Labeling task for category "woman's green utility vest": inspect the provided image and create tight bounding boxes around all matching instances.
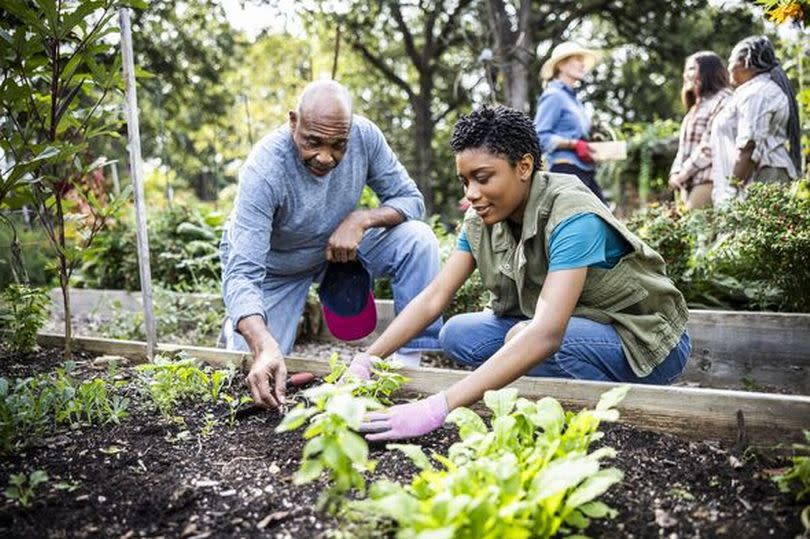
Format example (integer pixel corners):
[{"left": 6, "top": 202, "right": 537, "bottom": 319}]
[{"left": 462, "top": 172, "right": 689, "bottom": 377}]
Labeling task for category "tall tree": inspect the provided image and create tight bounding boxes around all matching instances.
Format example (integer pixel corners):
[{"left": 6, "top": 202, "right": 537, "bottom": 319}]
[
  {"left": 130, "top": 0, "right": 240, "bottom": 200},
  {"left": 302, "top": 0, "right": 480, "bottom": 215}
]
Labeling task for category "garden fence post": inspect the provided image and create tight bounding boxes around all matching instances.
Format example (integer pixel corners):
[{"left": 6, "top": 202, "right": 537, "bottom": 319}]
[{"left": 119, "top": 8, "right": 157, "bottom": 360}]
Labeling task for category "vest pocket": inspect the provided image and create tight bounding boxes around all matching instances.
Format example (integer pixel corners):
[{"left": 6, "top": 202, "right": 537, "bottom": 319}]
[{"left": 579, "top": 260, "right": 649, "bottom": 313}]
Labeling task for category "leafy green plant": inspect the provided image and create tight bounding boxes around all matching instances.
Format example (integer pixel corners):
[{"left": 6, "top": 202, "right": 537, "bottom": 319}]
[
  {"left": 276, "top": 382, "right": 382, "bottom": 514},
  {"left": 627, "top": 181, "right": 810, "bottom": 312},
  {"left": 79, "top": 204, "right": 226, "bottom": 293},
  {"left": 4, "top": 470, "right": 49, "bottom": 508},
  {"left": 1, "top": 0, "right": 137, "bottom": 358},
  {"left": 774, "top": 430, "right": 810, "bottom": 534},
  {"left": 134, "top": 352, "right": 237, "bottom": 420},
  {"left": 353, "top": 386, "right": 629, "bottom": 538},
  {"left": 323, "top": 353, "right": 409, "bottom": 406},
  {"left": 0, "top": 363, "right": 127, "bottom": 454},
  {"left": 0, "top": 284, "right": 50, "bottom": 353}
]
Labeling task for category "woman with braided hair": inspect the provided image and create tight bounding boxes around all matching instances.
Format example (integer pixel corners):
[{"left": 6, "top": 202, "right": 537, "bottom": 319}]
[
  {"left": 711, "top": 35, "right": 801, "bottom": 204},
  {"left": 348, "top": 106, "right": 691, "bottom": 442}
]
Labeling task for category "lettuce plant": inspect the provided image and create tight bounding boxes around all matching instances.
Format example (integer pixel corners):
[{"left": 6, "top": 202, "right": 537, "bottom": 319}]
[
  {"left": 353, "top": 386, "right": 630, "bottom": 538},
  {"left": 276, "top": 382, "right": 381, "bottom": 514}
]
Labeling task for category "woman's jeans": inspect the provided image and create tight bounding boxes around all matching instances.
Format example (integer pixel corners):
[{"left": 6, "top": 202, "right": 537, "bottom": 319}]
[{"left": 439, "top": 311, "right": 691, "bottom": 384}]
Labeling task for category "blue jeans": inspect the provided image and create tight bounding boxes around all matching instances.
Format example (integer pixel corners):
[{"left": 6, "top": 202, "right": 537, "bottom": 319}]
[
  {"left": 225, "top": 220, "right": 443, "bottom": 355},
  {"left": 439, "top": 311, "right": 690, "bottom": 384}
]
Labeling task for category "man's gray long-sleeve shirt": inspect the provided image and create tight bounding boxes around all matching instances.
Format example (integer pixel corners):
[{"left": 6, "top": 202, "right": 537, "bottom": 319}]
[{"left": 220, "top": 115, "right": 425, "bottom": 327}]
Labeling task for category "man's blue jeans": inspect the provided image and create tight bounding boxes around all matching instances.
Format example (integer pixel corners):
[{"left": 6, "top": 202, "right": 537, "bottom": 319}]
[
  {"left": 225, "top": 220, "right": 443, "bottom": 355},
  {"left": 439, "top": 311, "right": 691, "bottom": 384}
]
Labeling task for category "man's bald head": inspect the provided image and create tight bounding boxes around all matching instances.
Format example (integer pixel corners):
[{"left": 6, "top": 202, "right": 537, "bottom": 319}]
[
  {"left": 289, "top": 80, "right": 354, "bottom": 177},
  {"left": 296, "top": 80, "right": 353, "bottom": 122}
]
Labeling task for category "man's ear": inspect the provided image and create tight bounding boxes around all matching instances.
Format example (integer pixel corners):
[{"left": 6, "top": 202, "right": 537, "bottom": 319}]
[{"left": 288, "top": 110, "right": 297, "bottom": 131}]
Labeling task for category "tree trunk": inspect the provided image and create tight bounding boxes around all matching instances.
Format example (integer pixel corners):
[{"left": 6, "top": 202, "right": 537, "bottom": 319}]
[
  {"left": 412, "top": 95, "right": 436, "bottom": 216},
  {"left": 487, "top": 0, "right": 534, "bottom": 112},
  {"left": 55, "top": 193, "right": 72, "bottom": 360}
]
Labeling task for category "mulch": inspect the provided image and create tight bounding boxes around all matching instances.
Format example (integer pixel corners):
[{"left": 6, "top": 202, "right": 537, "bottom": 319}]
[{"left": 0, "top": 345, "right": 806, "bottom": 538}]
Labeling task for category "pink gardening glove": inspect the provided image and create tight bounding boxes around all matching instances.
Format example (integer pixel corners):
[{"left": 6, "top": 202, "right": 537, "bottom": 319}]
[
  {"left": 359, "top": 392, "right": 448, "bottom": 442},
  {"left": 573, "top": 139, "right": 594, "bottom": 163},
  {"left": 341, "top": 352, "right": 377, "bottom": 382}
]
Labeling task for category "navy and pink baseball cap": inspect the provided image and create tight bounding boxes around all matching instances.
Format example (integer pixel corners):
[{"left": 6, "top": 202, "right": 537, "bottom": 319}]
[{"left": 318, "top": 260, "right": 377, "bottom": 341}]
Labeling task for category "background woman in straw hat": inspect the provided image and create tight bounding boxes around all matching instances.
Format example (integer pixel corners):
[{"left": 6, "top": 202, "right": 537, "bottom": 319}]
[{"left": 533, "top": 42, "right": 606, "bottom": 203}]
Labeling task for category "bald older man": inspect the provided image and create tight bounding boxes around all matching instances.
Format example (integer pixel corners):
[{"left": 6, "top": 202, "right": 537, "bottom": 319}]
[{"left": 219, "top": 80, "right": 442, "bottom": 408}]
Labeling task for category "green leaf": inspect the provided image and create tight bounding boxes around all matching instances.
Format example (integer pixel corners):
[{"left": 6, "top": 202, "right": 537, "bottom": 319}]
[
  {"left": 563, "top": 508, "right": 590, "bottom": 529},
  {"left": 531, "top": 397, "right": 565, "bottom": 434},
  {"left": 389, "top": 444, "right": 433, "bottom": 470},
  {"left": 578, "top": 500, "right": 617, "bottom": 519},
  {"left": 564, "top": 468, "right": 624, "bottom": 510},
  {"left": 275, "top": 404, "right": 313, "bottom": 432},
  {"left": 483, "top": 388, "right": 518, "bottom": 417},
  {"left": 532, "top": 455, "right": 599, "bottom": 500},
  {"left": 446, "top": 407, "right": 487, "bottom": 439},
  {"left": 338, "top": 430, "right": 368, "bottom": 463},
  {"left": 294, "top": 458, "right": 324, "bottom": 484},
  {"left": 596, "top": 385, "right": 630, "bottom": 411}
]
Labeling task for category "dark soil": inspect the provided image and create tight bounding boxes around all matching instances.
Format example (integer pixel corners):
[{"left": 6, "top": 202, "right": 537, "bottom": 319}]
[{"left": 0, "top": 346, "right": 805, "bottom": 538}]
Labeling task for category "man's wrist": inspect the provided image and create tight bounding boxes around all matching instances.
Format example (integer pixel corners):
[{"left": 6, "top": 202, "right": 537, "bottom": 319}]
[{"left": 351, "top": 209, "right": 372, "bottom": 231}]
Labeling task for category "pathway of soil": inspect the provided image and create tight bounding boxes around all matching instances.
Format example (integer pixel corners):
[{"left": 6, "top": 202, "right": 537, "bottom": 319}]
[{"left": 0, "top": 346, "right": 805, "bottom": 538}]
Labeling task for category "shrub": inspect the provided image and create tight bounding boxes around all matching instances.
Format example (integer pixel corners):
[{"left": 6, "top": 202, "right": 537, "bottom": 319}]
[
  {"left": 79, "top": 204, "right": 225, "bottom": 293},
  {"left": 627, "top": 180, "right": 810, "bottom": 312},
  {"left": 0, "top": 285, "right": 50, "bottom": 353}
]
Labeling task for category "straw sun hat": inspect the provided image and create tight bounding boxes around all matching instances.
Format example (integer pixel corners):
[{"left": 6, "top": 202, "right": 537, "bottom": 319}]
[{"left": 540, "top": 41, "right": 601, "bottom": 81}]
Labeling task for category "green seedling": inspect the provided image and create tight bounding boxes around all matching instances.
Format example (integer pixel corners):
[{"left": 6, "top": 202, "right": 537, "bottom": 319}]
[
  {"left": 0, "top": 364, "right": 128, "bottom": 454},
  {"left": 773, "top": 430, "right": 810, "bottom": 534},
  {"left": 135, "top": 353, "right": 237, "bottom": 419},
  {"left": 277, "top": 382, "right": 382, "bottom": 515},
  {"left": 4, "top": 470, "right": 48, "bottom": 508},
  {"left": 352, "top": 385, "right": 630, "bottom": 538}
]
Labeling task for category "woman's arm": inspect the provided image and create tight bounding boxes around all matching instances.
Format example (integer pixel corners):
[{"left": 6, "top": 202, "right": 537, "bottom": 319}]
[
  {"left": 732, "top": 140, "right": 756, "bottom": 183},
  {"left": 444, "top": 266, "right": 587, "bottom": 410},
  {"left": 366, "top": 250, "right": 476, "bottom": 358}
]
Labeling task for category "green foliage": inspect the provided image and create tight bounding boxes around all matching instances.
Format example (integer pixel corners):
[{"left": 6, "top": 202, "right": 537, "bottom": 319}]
[
  {"left": 0, "top": 362, "right": 128, "bottom": 454},
  {"left": 134, "top": 353, "right": 238, "bottom": 420},
  {"left": 79, "top": 204, "right": 225, "bottom": 292},
  {"left": 4, "top": 470, "right": 49, "bottom": 508},
  {"left": 276, "top": 382, "right": 382, "bottom": 514},
  {"left": 0, "top": 222, "right": 55, "bottom": 289},
  {"left": 352, "top": 386, "right": 629, "bottom": 538},
  {"left": 0, "top": 0, "right": 136, "bottom": 357},
  {"left": 774, "top": 430, "right": 810, "bottom": 534},
  {"left": 97, "top": 288, "right": 223, "bottom": 347},
  {"left": 628, "top": 181, "right": 810, "bottom": 311},
  {"left": 0, "top": 284, "right": 50, "bottom": 353}
]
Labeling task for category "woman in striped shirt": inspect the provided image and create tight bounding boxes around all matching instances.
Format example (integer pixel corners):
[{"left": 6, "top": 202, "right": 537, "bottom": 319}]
[{"left": 669, "top": 51, "right": 732, "bottom": 210}]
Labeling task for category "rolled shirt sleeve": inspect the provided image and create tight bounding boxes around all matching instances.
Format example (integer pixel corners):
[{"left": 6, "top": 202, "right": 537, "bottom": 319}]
[
  {"left": 221, "top": 161, "right": 279, "bottom": 329},
  {"left": 363, "top": 121, "right": 425, "bottom": 221}
]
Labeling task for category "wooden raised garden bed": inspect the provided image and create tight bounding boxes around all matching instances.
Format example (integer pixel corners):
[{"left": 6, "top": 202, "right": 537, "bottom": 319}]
[{"left": 1, "top": 334, "right": 808, "bottom": 537}]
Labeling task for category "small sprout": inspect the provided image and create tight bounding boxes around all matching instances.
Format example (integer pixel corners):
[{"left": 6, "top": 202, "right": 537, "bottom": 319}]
[{"left": 4, "top": 470, "right": 49, "bottom": 508}]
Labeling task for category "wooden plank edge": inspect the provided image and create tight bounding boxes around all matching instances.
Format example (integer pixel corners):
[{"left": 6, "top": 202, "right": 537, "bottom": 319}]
[{"left": 35, "top": 333, "right": 810, "bottom": 448}]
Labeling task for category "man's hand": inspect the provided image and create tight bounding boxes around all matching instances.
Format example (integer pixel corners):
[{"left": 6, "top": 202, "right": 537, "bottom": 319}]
[
  {"left": 326, "top": 211, "right": 368, "bottom": 263},
  {"left": 359, "top": 392, "right": 448, "bottom": 442},
  {"left": 246, "top": 343, "right": 287, "bottom": 409}
]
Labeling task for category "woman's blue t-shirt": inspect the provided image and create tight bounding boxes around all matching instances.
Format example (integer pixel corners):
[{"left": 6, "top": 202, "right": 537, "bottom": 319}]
[{"left": 456, "top": 212, "right": 631, "bottom": 271}]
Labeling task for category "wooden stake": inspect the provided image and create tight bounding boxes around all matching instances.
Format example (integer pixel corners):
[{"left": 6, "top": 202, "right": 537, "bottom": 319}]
[{"left": 119, "top": 8, "right": 156, "bottom": 360}]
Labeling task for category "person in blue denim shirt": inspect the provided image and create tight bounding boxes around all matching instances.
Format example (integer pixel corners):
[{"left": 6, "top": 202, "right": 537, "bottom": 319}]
[
  {"left": 534, "top": 42, "right": 606, "bottom": 202},
  {"left": 220, "top": 80, "right": 442, "bottom": 409}
]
